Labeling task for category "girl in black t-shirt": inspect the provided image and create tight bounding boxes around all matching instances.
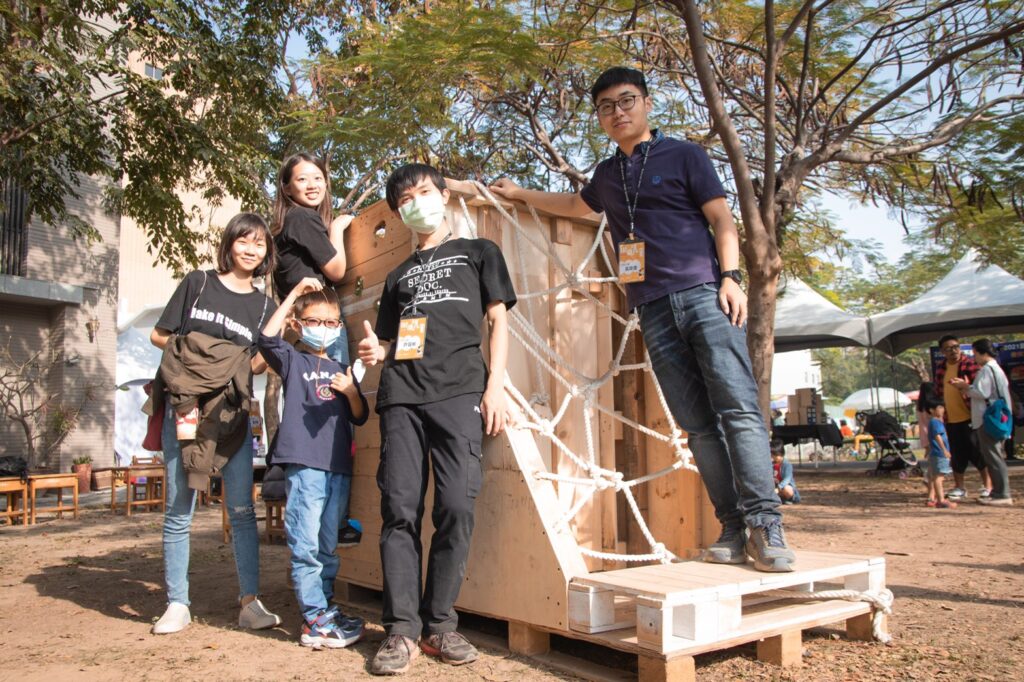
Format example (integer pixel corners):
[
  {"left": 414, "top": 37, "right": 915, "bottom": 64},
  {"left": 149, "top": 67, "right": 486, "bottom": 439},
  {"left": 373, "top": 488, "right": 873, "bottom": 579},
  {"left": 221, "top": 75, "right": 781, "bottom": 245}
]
[
  {"left": 149, "top": 213, "right": 282, "bottom": 636},
  {"left": 271, "top": 153, "right": 353, "bottom": 364}
]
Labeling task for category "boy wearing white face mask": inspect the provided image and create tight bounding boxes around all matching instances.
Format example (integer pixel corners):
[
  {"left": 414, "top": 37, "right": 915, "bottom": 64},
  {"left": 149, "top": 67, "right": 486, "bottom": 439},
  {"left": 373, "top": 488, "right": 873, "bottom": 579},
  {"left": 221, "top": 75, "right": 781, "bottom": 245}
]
[
  {"left": 258, "top": 278, "right": 369, "bottom": 649},
  {"left": 359, "top": 164, "right": 517, "bottom": 675}
]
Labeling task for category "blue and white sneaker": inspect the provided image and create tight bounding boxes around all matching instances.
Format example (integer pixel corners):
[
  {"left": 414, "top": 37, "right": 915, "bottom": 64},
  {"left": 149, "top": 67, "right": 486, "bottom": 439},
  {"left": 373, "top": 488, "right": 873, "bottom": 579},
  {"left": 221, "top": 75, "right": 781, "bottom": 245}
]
[
  {"left": 332, "top": 607, "right": 365, "bottom": 632},
  {"left": 300, "top": 606, "right": 364, "bottom": 649}
]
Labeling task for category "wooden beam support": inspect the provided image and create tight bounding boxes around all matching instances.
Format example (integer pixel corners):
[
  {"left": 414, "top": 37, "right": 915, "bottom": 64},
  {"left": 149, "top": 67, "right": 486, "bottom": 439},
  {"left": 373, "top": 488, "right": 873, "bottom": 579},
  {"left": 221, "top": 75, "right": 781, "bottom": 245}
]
[
  {"left": 638, "top": 653, "right": 696, "bottom": 682},
  {"left": 756, "top": 629, "right": 802, "bottom": 667},
  {"left": 508, "top": 621, "right": 551, "bottom": 655},
  {"left": 846, "top": 612, "right": 880, "bottom": 642}
]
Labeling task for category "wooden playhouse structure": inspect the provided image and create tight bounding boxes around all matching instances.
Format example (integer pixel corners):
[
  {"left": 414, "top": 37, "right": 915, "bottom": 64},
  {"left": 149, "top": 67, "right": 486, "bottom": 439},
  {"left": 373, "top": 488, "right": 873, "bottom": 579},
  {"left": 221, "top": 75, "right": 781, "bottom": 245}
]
[{"left": 334, "top": 181, "right": 889, "bottom": 680}]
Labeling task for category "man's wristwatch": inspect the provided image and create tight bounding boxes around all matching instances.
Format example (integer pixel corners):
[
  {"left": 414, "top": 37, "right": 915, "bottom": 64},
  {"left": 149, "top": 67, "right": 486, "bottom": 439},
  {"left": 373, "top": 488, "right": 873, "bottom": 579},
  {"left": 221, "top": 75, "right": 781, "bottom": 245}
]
[{"left": 721, "top": 269, "right": 743, "bottom": 284}]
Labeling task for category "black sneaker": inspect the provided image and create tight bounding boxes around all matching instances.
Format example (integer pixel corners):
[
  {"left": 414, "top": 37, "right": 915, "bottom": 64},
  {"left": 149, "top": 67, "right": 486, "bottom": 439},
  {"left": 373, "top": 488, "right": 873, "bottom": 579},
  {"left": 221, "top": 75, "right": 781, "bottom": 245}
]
[
  {"left": 370, "top": 634, "right": 419, "bottom": 675},
  {"left": 339, "top": 519, "right": 363, "bottom": 548},
  {"left": 703, "top": 524, "right": 746, "bottom": 564},
  {"left": 745, "top": 520, "right": 796, "bottom": 572},
  {"left": 419, "top": 631, "right": 479, "bottom": 665}
]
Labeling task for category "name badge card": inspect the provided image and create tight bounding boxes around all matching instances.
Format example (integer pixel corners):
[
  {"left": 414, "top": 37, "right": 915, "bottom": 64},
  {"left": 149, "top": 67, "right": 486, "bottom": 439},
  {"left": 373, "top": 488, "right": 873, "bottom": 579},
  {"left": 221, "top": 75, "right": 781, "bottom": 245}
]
[
  {"left": 395, "top": 315, "right": 428, "bottom": 360},
  {"left": 619, "top": 239, "right": 646, "bottom": 283}
]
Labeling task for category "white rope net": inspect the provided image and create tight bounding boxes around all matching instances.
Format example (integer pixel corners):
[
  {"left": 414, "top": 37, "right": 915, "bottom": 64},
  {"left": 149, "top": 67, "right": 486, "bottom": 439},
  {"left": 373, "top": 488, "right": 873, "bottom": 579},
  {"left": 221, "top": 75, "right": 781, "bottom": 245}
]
[
  {"left": 455, "top": 182, "right": 700, "bottom": 565},
  {"left": 445, "top": 183, "right": 894, "bottom": 642}
]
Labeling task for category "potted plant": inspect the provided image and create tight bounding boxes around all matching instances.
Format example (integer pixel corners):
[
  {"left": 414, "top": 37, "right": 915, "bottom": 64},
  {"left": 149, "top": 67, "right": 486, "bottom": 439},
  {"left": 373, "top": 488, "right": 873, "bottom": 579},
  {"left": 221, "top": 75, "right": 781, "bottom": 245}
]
[{"left": 71, "top": 455, "right": 92, "bottom": 493}]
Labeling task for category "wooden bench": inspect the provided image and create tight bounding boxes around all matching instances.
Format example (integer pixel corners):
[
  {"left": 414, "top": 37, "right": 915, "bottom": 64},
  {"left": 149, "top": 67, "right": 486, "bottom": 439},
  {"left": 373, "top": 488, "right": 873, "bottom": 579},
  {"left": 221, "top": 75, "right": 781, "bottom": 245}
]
[
  {"left": 28, "top": 473, "right": 79, "bottom": 524},
  {"left": 0, "top": 477, "right": 28, "bottom": 526}
]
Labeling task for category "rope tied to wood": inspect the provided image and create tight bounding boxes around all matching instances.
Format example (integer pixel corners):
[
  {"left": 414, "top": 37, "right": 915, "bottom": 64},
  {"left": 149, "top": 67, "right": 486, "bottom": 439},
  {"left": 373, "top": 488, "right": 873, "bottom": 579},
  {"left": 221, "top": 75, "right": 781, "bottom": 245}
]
[
  {"left": 761, "top": 588, "right": 895, "bottom": 644},
  {"left": 457, "top": 182, "right": 698, "bottom": 565}
]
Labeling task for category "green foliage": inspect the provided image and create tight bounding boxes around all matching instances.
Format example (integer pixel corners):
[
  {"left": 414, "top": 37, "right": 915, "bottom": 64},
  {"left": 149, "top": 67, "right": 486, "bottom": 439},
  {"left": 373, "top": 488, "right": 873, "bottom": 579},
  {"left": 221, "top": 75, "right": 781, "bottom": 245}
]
[
  {"left": 814, "top": 346, "right": 924, "bottom": 400},
  {"left": 2, "top": 0, "right": 284, "bottom": 273}
]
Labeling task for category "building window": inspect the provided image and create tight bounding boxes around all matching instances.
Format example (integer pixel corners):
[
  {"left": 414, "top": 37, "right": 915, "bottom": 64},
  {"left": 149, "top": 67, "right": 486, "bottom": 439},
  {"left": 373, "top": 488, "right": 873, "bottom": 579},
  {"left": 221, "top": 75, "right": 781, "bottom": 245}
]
[
  {"left": 1, "top": 177, "right": 28, "bottom": 277},
  {"left": 144, "top": 63, "right": 163, "bottom": 80}
]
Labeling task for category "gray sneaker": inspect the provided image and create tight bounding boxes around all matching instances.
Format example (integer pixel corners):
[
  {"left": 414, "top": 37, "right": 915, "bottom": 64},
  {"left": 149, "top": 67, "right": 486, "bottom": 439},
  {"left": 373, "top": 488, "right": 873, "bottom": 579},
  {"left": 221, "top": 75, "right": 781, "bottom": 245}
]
[
  {"left": 370, "top": 634, "right": 419, "bottom": 675},
  {"left": 420, "top": 631, "right": 479, "bottom": 665},
  {"left": 745, "top": 520, "right": 796, "bottom": 572},
  {"left": 703, "top": 525, "right": 747, "bottom": 564}
]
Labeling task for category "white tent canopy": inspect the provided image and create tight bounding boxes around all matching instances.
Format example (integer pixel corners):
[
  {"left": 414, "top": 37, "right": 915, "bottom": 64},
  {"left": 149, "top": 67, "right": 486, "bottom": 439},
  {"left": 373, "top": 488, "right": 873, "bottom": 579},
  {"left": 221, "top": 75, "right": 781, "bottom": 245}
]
[
  {"left": 114, "top": 304, "right": 271, "bottom": 464},
  {"left": 869, "top": 250, "right": 1024, "bottom": 354},
  {"left": 840, "top": 387, "right": 912, "bottom": 412},
  {"left": 773, "top": 276, "right": 871, "bottom": 352}
]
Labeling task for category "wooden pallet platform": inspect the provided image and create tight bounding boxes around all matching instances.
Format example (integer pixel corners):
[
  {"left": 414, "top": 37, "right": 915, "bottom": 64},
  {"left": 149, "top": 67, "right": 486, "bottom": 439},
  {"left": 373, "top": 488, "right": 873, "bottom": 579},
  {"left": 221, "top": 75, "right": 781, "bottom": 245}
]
[{"left": 568, "top": 549, "right": 886, "bottom": 658}]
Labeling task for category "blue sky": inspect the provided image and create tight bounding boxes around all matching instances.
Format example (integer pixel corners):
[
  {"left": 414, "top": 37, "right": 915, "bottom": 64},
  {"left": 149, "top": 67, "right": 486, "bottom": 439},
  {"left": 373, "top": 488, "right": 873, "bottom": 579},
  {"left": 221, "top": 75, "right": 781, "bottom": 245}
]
[{"left": 818, "top": 191, "right": 917, "bottom": 264}]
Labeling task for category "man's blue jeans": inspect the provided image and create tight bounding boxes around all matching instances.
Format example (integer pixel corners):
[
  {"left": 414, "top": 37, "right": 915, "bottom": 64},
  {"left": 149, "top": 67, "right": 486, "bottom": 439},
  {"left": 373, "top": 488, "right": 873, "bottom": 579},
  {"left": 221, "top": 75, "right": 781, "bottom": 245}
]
[
  {"left": 162, "top": 405, "right": 260, "bottom": 605},
  {"left": 284, "top": 465, "right": 351, "bottom": 621},
  {"left": 639, "top": 284, "right": 781, "bottom": 530}
]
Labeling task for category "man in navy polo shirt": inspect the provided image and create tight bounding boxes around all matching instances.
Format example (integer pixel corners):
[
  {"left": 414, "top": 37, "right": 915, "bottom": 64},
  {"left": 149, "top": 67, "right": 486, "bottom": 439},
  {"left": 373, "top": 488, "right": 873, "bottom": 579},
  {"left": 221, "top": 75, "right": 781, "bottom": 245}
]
[{"left": 491, "top": 66, "right": 795, "bottom": 572}]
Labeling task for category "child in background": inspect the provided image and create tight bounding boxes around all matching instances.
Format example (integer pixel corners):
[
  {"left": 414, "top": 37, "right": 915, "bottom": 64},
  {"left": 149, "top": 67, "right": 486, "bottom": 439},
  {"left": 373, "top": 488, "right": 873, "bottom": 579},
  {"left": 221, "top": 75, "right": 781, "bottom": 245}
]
[
  {"left": 926, "top": 400, "right": 956, "bottom": 509},
  {"left": 770, "top": 439, "right": 800, "bottom": 504},
  {"left": 258, "top": 278, "right": 369, "bottom": 648}
]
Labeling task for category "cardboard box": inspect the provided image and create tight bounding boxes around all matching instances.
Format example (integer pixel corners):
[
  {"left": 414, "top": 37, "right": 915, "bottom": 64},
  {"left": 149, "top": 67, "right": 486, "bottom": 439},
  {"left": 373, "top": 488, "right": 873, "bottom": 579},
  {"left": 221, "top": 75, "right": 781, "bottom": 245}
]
[{"left": 785, "top": 388, "right": 824, "bottom": 425}]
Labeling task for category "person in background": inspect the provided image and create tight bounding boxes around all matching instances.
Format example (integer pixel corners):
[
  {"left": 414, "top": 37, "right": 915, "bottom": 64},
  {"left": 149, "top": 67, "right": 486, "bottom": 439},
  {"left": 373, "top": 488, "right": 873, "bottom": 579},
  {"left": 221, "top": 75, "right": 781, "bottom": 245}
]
[
  {"left": 770, "top": 439, "right": 800, "bottom": 504},
  {"left": 934, "top": 334, "right": 992, "bottom": 500},
  {"left": 951, "top": 338, "right": 1014, "bottom": 506},
  {"left": 839, "top": 419, "right": 854, "bottom": 439},
  {"left": 915, "top": 382, "right": 940, "bottom": 451},
  {"left": 924, "top": 399, "right": 956, "bottom": 509}
]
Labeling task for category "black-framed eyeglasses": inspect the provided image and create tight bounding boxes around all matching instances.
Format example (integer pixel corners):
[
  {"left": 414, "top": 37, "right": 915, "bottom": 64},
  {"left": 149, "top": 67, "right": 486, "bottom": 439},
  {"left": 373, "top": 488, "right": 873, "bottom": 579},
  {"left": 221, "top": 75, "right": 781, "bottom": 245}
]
[
  {"left": 596, "top": 94, "right": 640, "bottom": 117},
  {"left": 941, "top": 345, "right": 960, "bottom": 353},
  {"left": 299, "top": 317, "right": 343, "bottom": 329}
]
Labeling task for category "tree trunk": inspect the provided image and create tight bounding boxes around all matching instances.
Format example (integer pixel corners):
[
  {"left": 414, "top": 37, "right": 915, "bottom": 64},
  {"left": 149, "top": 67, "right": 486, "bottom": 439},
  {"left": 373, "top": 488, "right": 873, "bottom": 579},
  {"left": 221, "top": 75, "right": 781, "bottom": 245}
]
[
  {"left": 745, "top": 268, "right": 780, "bottom": 416},
  {"left": 676, "top": 0, "right": 782, "bottom": 418}
]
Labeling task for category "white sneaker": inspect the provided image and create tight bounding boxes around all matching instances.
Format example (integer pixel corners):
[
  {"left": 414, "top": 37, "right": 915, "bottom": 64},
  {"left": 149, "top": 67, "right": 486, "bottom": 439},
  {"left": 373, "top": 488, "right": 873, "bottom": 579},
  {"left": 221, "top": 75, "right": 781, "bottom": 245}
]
[
  {"left": 978, "top": 487, "right": 991, "bottom": 498},
  {"left": 238, "top": 598, "right": 282, "bottom": 629},
  {"left": 152, "top": 602, "right": 191, "bottom": 635},
  {"left": 947, "top": 487, "right": 966, "bottom": 499}
]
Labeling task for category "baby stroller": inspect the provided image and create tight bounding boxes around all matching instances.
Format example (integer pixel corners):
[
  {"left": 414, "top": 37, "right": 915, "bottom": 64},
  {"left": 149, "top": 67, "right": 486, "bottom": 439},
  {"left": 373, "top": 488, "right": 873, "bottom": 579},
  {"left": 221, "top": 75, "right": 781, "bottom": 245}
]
[{"left": 857, "top": 410, "right": 922, "bottom": 478}]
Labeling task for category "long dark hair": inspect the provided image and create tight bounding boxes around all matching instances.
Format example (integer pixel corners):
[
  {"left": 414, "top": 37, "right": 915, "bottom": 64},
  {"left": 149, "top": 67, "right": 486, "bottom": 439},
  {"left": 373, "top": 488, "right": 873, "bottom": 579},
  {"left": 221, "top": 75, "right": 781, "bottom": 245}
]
[
  {"left": 272, "top": 153, "right": 333, "bottom": 236},
  {"left": 972, "top": 338, "right": 997, "bottom": 359},
  {"left": 216, "top": 213, "right": 275, "bottom": 278},
  {"left": 916, "top": 381, "right": 940, "bottom": 413}
]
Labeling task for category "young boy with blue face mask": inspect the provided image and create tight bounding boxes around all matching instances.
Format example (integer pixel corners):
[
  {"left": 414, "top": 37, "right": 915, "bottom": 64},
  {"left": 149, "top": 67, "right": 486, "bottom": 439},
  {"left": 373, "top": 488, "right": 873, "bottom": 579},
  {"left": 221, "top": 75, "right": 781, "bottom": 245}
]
[
  {"left": 359, "top": 163, "right": 517, "bottom": 675},
  {"left": 257, "top": 277, "right": 369, "bottom": 649}
]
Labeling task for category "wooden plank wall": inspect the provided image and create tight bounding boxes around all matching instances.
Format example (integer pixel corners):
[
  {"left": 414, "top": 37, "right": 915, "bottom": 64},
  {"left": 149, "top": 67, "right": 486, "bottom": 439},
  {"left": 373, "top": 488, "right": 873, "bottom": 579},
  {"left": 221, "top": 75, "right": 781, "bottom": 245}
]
[{"left": 335, "top": 185, "right": 711, "bottom": 632}]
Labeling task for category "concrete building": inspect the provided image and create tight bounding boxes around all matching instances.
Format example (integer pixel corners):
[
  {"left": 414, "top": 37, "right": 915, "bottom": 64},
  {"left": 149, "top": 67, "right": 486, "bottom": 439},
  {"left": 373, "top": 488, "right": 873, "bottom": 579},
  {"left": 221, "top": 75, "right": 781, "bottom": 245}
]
[{"left": 0, "top": 173, "right": 120, "bottom": 470}]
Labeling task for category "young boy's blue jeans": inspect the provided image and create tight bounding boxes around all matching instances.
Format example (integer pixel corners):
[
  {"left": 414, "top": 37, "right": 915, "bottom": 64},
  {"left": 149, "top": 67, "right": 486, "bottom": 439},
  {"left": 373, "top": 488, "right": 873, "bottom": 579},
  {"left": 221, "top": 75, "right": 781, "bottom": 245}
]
[
  {"left": 284, "top": 464, "right": 352, "bottom": 622},
  {"left": 161, "top": 405, "right": 260, "bottom": 605},
  {"left": 638, "top": 284, "right": 782, "bottom": 531}
]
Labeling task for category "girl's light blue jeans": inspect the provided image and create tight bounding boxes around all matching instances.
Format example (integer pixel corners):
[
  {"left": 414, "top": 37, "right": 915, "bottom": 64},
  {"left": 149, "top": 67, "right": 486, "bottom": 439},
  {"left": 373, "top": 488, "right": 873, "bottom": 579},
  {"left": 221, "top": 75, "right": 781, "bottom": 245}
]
[{"left": 161, "top": 404, "right": 260, "bottom": 605}]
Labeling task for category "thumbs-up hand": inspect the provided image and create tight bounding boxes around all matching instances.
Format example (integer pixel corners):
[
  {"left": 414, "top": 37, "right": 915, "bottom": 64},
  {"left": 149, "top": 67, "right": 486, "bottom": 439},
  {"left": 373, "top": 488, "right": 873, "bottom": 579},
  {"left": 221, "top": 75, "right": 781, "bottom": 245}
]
[
  {"left": 358, "top": 320, "right": 384, "bottom": 366},
  {"left": 330, "top": 366, "right": 356, "bottom": 395}
]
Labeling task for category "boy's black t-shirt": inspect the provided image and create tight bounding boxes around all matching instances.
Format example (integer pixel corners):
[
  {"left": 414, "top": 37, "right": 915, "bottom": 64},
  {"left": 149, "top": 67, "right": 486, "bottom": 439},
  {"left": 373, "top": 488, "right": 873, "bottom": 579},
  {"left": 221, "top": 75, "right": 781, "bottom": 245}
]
[
  {"left": 273, "top": 206, "right": 338, "bottom": 300},
  {"left": 155, "top": 270, "right": 277, "bottom": 353},
  {"left": 374, "top": 237, "right": 517, "bottom": 411}
]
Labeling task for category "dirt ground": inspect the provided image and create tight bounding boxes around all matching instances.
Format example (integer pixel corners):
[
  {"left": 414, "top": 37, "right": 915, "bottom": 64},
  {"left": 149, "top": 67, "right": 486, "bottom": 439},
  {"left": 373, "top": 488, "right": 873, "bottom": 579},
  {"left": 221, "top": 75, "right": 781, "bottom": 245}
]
[{"left": 2, "top": 464, "right": 1023, "bottom": 681}]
